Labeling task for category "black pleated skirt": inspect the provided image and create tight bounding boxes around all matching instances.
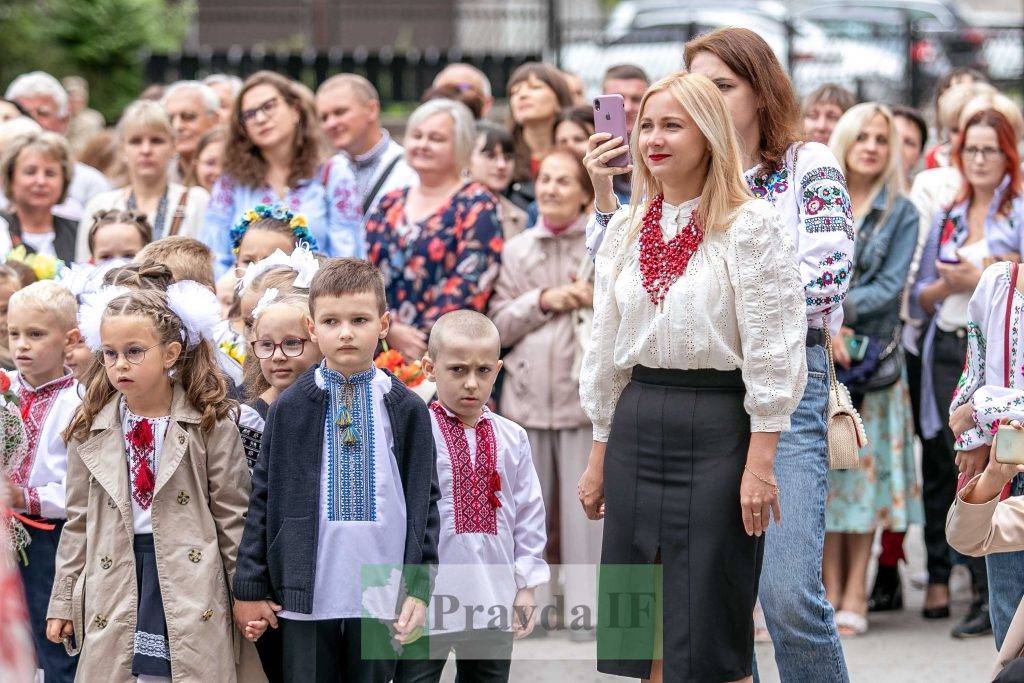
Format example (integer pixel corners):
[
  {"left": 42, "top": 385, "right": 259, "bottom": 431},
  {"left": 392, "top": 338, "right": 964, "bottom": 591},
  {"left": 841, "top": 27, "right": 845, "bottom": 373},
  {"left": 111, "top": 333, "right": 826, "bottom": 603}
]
[
  {"left": 597, "top": 367, "right": 764, "bottom": 682},
  {"left": 133, "top": 533, "right": 172, "bottom": 678}
]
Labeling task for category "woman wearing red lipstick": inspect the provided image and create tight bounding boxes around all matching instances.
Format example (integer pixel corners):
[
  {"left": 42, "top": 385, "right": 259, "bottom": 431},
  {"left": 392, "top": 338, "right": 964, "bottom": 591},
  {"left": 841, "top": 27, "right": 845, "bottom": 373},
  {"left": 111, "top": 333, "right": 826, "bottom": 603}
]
[
  {"left": 579, "top": 71, "right": 807, "bottom": 682},
  {"left": 821, "top": 103, "right": 922, "bottom": 636}
]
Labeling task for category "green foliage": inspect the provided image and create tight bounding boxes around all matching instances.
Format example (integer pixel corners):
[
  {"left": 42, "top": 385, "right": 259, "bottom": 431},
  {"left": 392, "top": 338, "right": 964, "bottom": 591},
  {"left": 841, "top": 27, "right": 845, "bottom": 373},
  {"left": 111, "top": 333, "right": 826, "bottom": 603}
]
[{"left": 0, "top": 0, "right": 193, "bottom": 122}]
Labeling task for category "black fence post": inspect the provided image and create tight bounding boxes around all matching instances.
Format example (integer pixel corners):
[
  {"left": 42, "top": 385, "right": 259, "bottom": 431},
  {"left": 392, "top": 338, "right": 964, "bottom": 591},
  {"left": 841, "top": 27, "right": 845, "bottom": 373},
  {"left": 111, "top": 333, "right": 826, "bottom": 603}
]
[
  {"left": 547, "top": 0, "right": 562, "bottom": 68},
  {"left": 905, "top": 14, "right": 921, "bottom": 107}
]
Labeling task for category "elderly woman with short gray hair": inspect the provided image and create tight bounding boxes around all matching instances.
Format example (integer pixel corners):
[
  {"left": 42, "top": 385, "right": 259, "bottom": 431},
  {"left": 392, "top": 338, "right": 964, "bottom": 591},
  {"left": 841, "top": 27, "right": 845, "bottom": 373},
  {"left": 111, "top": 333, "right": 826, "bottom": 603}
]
[
  {"left": 0, "top": 131, "right": 77, "bottom": 262},
  {"left": 365, "top": 98, "right": 504, "bottom": 359}
]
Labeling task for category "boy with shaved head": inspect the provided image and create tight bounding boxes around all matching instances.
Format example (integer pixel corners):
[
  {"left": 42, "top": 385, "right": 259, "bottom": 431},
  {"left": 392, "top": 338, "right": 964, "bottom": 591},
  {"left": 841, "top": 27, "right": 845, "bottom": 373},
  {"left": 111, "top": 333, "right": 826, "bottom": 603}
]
[{"left": 396, "top": 310, "right": 548, "bottom": 682}]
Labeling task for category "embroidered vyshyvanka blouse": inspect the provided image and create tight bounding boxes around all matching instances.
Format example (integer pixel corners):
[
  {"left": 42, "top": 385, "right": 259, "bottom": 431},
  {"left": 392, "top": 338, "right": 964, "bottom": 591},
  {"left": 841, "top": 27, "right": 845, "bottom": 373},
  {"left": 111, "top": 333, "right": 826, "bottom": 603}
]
[{"left": 580, "top": 198, "right": 808, "bottom": 442}]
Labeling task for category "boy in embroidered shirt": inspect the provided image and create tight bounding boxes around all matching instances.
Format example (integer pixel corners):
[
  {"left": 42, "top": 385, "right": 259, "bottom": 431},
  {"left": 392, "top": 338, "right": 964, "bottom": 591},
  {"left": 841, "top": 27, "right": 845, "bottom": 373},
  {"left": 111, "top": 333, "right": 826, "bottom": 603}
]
[
  {"left": 1, "top": 280, "right": 82, "bottom": 683},
  {"left": 395, "top": 310, "right": 548, "bottom": 683},
  {"left": 233, "top": 258, "right": 440, "bottom": 682}
]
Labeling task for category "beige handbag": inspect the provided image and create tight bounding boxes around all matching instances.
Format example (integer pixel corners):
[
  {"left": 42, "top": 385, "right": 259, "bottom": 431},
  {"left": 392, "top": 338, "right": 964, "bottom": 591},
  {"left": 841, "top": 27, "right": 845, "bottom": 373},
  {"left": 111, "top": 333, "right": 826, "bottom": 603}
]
[{"left": 823, "top": 323, "right": 868, "bottom": 469}]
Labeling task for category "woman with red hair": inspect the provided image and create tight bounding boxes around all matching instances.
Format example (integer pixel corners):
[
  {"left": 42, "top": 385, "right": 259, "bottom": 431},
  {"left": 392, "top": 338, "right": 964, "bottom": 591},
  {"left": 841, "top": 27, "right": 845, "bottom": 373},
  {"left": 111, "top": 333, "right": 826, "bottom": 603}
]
[{"left": 912, "top": 107, "right": 1024, "bottom": 638}]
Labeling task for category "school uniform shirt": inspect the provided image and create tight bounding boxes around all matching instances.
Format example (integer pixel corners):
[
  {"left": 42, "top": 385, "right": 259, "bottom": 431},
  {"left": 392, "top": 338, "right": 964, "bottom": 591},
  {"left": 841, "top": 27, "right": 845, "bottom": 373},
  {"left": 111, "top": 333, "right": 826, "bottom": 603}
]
[
  {"left": 8, "top": 372, "right": 80, "bottom": 519},
  {"left": 427, "top": 402, "right": 548, "bottom": 634},
  {"left": 277, "top": 364, "right": 408, "bottom": 622},
  {"left": 580, "top": 198, "right": 808, "bottom": 442},
  {"left": 120, "top": 401, "right": 171, "bottom": 535},
  {"left": 951, "top": 262, "right": 1024, "bottom": 451}
]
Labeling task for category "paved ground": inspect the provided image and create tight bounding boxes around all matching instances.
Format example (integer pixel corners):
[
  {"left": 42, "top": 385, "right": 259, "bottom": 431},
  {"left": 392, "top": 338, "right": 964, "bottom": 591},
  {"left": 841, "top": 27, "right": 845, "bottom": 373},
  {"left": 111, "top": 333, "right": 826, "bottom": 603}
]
[{"left": 433, "top": 527, "right": 997, "bottom": 682}]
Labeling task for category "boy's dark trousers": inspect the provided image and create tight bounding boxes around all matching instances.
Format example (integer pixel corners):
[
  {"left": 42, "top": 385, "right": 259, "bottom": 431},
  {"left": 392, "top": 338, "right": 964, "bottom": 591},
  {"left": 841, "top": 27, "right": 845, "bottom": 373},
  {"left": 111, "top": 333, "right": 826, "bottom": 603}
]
[
  {"left": 19, "top": 519, "right": 78, "bottom": 683},
  {"left": 394, "top": 629, "right": 514, "bottom": 683},
  {"left": 280, "top": 617, "right": 397, "bottom": 683}
]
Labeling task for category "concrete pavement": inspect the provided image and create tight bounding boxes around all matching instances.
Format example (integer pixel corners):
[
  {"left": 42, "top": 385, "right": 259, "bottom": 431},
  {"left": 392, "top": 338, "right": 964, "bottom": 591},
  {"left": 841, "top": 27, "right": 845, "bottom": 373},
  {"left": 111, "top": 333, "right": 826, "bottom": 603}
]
[{"left": 432, "top": 527, "right": 998, "bottom": 682}]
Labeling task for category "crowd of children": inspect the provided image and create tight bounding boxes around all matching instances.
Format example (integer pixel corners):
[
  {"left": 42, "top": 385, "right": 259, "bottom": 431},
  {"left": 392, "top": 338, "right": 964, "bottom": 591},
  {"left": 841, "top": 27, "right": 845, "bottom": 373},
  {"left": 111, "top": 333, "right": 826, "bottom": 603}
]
[{"left": 0, "top": 194, "right": 577, "bottom": 682}]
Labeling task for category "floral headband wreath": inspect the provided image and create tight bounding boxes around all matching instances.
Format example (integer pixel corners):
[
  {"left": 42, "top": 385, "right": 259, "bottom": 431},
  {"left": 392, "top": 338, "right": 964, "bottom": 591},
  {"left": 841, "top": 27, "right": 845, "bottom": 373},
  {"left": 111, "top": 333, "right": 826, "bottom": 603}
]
[
  {"left": 77, "top": 281, "right": 222, "bottom": 353},
  {"left": 230, "top": 203, "right": 318, "bottom": 255}
]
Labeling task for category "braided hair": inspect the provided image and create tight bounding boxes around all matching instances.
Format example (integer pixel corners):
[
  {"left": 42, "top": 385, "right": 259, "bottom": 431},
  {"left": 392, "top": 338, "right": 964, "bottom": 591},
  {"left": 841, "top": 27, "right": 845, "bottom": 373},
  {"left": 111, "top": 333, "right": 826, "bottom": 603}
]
[{"left": 64, "top": 289, "right": 234, "bottom": 443}]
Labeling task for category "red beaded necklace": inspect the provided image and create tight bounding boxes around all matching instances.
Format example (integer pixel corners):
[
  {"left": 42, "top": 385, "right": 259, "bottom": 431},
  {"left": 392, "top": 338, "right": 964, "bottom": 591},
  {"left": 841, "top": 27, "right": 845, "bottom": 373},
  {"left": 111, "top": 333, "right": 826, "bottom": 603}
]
[{"left": 638, "top": 194, "right": 704, "bottom": 306}]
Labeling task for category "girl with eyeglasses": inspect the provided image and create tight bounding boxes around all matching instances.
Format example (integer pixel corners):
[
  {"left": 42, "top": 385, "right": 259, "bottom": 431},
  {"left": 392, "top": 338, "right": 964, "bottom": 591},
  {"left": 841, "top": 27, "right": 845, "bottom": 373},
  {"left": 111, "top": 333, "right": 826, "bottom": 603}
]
[
  {"left": 47, "top": 287, "right": 264, "bottom": 682},
  {"left": 234, "top": 289, "right": 321, "bottom": 683},
  {"left": 911, "top": 106, "right": 1024, "bottom": 637},
  {"left": 203, "top": 71, "right": 363, "bottom": 278}
]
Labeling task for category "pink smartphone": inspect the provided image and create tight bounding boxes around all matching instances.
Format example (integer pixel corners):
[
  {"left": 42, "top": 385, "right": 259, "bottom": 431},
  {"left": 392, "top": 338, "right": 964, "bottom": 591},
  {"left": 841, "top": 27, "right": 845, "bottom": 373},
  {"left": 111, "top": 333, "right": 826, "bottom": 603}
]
[{"left": 593, "top": 95, "right": 631, "bottom": 168}]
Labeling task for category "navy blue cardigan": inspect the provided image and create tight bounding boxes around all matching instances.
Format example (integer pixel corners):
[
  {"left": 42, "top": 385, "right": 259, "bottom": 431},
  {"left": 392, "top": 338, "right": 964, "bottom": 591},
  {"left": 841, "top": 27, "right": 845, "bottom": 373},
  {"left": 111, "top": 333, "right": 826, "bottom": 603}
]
[{"left": 233, "top": 366, "right": 440, "bottom": 613}]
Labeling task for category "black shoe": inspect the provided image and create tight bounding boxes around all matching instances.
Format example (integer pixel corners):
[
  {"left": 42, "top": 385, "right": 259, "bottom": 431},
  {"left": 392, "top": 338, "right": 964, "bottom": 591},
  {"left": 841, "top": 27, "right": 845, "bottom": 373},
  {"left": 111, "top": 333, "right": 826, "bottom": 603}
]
[
  {"left": 869, "top": 565, "right": 904, "bottom": 612},
  {"left": 922, "top": 605, "right": 951, "bottom": 619},
  {"left": 951, "top": 600, "right": 992, "bottom": 638}
]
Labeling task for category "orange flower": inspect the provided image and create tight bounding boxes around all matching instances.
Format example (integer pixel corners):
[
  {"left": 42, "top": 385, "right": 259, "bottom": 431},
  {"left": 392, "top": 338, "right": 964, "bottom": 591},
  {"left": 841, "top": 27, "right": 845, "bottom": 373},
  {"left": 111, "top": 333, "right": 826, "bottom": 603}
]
[{"left": 374, "top": 349, "right": 405, "bottom": 373}]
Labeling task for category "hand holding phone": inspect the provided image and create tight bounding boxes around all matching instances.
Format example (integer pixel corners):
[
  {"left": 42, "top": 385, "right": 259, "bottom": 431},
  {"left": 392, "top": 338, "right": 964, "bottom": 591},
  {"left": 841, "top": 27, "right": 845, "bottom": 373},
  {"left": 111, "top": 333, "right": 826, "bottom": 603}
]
[
  {"left": 995, "top": 423, "right": 1024, "bottom": 465},
  {"left": 592, "top": 95, "right": 631, "bottom": 168}
]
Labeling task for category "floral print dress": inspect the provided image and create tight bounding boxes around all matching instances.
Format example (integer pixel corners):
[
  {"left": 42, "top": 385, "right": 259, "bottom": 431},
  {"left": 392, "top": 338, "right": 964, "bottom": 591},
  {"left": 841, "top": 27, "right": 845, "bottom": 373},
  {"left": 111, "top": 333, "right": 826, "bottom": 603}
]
[{"left": 365, "top": 182, "right": 503, "bottom": 332}]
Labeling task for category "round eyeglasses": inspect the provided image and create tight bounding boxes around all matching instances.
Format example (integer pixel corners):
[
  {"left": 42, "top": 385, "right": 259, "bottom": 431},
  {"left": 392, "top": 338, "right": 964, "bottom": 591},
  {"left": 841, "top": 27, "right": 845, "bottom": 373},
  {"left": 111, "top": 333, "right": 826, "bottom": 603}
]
[
  {"left": 251, "top": 337, "right": 310, "bottom": 359},
  {"left": 100, "top": 343, "right": 160, "bottom": 367}
]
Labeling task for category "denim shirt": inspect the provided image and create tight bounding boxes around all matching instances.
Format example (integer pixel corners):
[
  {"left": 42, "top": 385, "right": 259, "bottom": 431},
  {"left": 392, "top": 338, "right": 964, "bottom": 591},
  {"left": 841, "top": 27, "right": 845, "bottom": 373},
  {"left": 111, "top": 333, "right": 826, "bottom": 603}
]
[
  {"left": 202, "top": 160, "right": 363, "bottom": 277},
  {"left": 842, "top": 188, "right": 920, "bottom": 341}
]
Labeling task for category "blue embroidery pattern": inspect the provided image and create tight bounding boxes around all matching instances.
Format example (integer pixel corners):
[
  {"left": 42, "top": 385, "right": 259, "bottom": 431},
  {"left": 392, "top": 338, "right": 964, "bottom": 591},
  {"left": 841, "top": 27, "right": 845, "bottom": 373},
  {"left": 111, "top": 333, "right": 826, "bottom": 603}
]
[
  {"left": 323, "top": 364, "right": 377, "bottom": 522},
  {"left": 747, "top": 168, "right": 790, "bottom": 203}
]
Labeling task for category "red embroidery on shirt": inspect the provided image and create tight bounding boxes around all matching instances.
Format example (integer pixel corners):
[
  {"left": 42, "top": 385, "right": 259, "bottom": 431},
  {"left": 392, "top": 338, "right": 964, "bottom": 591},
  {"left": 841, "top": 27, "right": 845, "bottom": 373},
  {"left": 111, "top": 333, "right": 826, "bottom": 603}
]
[
  {"left": 11, "top": 375, "right": 74, "bottom": 488},
  {"left": 431, "top": 402, "right": 501, "bottom": 535},
  {"left": 125, "top": 416, "right": 157, "bottom": 510},
  {"left": 24, "top": 487, "right": 40, "bottom": 516}
]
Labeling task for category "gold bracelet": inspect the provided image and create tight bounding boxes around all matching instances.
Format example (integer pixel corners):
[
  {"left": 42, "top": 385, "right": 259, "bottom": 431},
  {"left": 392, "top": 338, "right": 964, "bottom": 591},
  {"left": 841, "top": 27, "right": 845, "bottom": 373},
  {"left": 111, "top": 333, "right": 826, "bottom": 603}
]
[{"left": 744, "top": 466, "right": 779, "bottom": 490}]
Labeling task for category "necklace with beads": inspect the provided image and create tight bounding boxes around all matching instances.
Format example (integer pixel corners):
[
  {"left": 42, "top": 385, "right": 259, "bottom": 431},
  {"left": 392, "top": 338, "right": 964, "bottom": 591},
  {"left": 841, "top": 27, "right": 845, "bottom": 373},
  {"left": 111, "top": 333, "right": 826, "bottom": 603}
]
[{"left": 638, "top": 194, "right": 704, "bottom": 307}]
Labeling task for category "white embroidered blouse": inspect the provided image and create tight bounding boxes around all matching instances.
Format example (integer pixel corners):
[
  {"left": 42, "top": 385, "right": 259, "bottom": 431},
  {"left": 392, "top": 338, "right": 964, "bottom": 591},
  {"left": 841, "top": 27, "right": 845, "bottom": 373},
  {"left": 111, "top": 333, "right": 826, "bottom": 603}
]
[
  {"left": 951, "top": 262, "right": 1024, "bottom": 451},
  {"left": 580, "top": 198, "right": 808, "bottom": 442},
  {"left": 587, "top": 142, "right": 855, "bottom": 331}
]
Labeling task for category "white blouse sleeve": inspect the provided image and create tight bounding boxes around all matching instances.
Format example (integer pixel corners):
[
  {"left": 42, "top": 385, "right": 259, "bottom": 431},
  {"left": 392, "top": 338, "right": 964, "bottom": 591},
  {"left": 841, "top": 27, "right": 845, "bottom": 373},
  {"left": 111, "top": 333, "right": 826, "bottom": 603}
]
[
  {"left": 792, "top": 142, "right": 855, "bottom": 323},
  {"left": 510, "top": 427, "right": 550, "bottom": 590},
  {"left": 579, "top": 210, "right": 633, "bottom": 442},
  {"left": 953, "top": 263, "right": 1002, "bottom": 450},
  {"left": 728, "top": 201, "right": 808, "bottom": 432}
]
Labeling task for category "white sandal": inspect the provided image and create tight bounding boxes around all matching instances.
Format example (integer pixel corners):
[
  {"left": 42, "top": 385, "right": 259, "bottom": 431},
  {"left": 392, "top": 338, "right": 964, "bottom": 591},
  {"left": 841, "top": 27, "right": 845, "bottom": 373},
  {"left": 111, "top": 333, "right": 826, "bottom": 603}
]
[{"left": 835, "top": 610, "right": 868, "bottom": 636}]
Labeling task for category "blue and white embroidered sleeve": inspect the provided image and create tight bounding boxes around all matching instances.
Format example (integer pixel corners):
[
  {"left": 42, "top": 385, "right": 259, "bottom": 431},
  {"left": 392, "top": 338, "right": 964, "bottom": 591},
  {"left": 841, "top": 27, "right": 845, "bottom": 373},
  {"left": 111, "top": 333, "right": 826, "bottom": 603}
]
[
  {"left": 793, "top": 143, "right": 855, "bottom": 324},
  {"left": 585, "top": 203, "right": 625, "bottom": 258}
]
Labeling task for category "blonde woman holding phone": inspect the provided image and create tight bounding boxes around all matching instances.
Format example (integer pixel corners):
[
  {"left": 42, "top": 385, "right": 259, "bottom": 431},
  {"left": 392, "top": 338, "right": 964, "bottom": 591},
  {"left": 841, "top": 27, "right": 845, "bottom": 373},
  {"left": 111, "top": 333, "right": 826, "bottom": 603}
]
[{"left": 578, "top": 71, "right": 807, "bottom": 682}]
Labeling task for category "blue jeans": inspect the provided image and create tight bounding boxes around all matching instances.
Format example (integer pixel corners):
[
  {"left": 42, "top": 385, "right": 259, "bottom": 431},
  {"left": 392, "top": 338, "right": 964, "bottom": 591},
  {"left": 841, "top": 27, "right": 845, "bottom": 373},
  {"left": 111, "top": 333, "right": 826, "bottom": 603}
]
[
  {"left": 756, "top": 345, "right": 849, "bottom": 683},
  {"left": 989, "top": 475, "right": 1024, "bottom": 649}
]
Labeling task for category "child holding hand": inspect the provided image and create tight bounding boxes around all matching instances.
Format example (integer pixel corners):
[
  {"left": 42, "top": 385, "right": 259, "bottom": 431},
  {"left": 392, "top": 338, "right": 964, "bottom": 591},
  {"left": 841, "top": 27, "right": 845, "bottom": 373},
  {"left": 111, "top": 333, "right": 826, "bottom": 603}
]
[
  {"left": 395, "top": 310, "right": 548, "bottom": 683},
  {"left": 44, "top": 284, "right": 263, "bottom": 681},
  {"left": 233, "top": 258, "right": 440, "bottom": 682}
]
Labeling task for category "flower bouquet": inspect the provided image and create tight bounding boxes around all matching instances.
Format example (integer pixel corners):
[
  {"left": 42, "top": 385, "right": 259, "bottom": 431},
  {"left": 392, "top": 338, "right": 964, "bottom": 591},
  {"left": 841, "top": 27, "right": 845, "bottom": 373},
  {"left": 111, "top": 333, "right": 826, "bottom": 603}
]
[
  {"left": 374, "top": 345, "right": 435, "bottom": 403},
  {"left": 6, "top": 245, "right": 63, "bottom": 281},
  {"left": 0, "top": 370, "right": 31, "bottom": 564}
]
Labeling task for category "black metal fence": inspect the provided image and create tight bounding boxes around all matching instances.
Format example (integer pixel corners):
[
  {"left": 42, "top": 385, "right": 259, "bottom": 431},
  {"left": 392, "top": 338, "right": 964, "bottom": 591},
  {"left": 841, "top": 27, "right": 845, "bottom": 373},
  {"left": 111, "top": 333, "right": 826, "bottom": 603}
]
[
  {"left": 143, "top": 11, "right": 1024, "bottom": 114},
  {"left": 142, "top": 49, "right": 540, "bottom": 103}
]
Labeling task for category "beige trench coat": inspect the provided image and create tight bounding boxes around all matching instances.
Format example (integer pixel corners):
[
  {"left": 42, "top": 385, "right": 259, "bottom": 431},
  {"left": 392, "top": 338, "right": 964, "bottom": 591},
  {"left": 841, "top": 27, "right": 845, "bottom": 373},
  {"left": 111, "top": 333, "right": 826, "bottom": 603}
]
[
  {"left": 46, "top": 386, "right": 265, "bottom": 682},
  {"left": 946, "top": 474, "right": 1024, "bottom": 680}
]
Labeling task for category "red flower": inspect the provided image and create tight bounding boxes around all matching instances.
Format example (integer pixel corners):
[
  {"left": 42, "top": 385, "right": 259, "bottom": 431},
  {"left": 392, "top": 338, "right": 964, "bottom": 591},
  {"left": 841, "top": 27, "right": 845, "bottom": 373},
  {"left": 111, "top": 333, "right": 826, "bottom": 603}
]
[
  {"left": 0, "top": 370, "right": 11, "bottom": 393},
  {"left": 488, "top": 236, "right": 504, "bottom": 254},
  {"left": 427, "top": 238, "right": 446, "bottom": 262}
]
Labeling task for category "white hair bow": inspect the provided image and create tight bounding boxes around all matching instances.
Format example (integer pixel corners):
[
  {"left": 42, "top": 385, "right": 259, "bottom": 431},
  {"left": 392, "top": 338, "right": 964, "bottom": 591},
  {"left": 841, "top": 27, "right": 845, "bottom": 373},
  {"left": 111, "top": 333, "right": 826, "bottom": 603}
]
[
  {"left": 165, "top": 280, "right": 221, "bottom": 349},
  {"left": 238, "top": 244, "right": 320, "bottom": 292},
  {"left": 77, "top": 286, "right": 130, "bottom": 351},
  {"left": 251, "top": 287, "right": 280, "bottom": 321}
]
